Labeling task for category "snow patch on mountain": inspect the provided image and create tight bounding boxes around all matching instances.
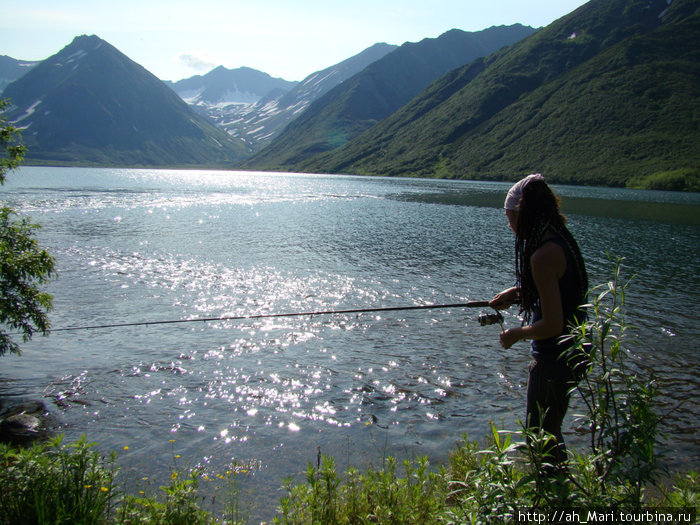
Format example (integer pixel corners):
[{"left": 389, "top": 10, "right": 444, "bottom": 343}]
[
  {"left": 659, "top": 0, "right": 674, "bottom": 18},
  {"left": 172, "top": 42, "right": 397, "bottom": 151},
  {"left": 178, "top": 88, "right": 205, "bottom": 103},
  {"left": 58, "top": 49, "right": 88, "bottom": 66},
  {"left": 10, "top": 99, "right": 41, "bottom": 124},
  {"left": 215, "top": 90, "right": 260, "bottom": 105}
]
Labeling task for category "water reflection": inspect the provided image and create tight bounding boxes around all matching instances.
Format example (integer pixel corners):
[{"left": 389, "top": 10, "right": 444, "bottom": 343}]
[
  {"left": 391, "top": 189, "right": 700, "bottom": 226},
  {"left": 1, "top": 168, "right": 698, "bottom": 521}
]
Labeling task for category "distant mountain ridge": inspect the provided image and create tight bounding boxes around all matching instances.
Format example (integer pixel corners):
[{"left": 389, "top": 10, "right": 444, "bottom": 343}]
[
  {"left": 168, "top": 65, "right": 297, "bottom": 105},
  {"left": 2, "top": 0, "right": 696, "bottom": 190},
  {"left": 244, "top": 25, "right": 537, "bottom": 168},
  {"left": 175, "top": 42, "right": 398, "bottom": 151},
  {"left": 0, "top": 55, "right": 39, "bottom": 92},
  {"left": 2, "top": 35, "right": 248, "bottom": 167},
  {"left": 285, "top": 0, "right": 700, "bottom": 188}
]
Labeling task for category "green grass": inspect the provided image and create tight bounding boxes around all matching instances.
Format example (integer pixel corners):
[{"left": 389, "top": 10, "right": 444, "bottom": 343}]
[
  {"left": 0, "top": 435, "right": 117, "bottom": 525},
  {"left": 0, "top": 435, "right": 251, "bottom": 525},
  {"left": 0, "top": 421, "right": 696, "bottom": 524}
]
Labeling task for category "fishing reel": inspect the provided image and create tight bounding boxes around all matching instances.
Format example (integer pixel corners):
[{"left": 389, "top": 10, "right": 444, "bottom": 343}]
[{"left": 478, "top": 311, "right": 504, "bottom": 327}]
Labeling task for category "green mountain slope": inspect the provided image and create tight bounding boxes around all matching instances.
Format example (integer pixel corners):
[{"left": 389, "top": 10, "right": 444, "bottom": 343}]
[
  {"left": 2, "top": 35, "right": 248, "bottom": 167},
  {"left": 295, "top": 0, "right": 700, "bottom": 189},
  {"left": 244, "top": 25, "right": 536, "bottom": 169}
]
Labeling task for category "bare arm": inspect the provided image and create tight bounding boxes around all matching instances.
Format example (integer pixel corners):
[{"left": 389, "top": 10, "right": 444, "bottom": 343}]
[{"left": 499, "top": 242, "right": 565, "bottom": 349}]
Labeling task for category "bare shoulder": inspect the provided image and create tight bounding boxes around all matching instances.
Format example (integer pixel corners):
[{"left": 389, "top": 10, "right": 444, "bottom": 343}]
[{"left": 531, "top": 239, "right": 566, "bottom": 277}]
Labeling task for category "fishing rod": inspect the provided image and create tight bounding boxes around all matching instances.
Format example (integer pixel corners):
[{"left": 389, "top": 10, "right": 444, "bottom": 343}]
[{"left": 48, "top": 300, "right": 502, "bottom": 333}]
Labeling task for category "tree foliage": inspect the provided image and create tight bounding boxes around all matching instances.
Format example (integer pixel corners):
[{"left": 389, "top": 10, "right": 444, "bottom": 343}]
[
  {"left": 0, "top": 98, "right": 55, "bottom": 356},
  {"left": 0, "top": 100, "right": 26, "bottom": 182}
]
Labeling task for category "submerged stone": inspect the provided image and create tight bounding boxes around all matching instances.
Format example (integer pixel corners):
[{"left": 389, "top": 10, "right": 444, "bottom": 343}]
[{"left": 0, "top": 397, "right": 52, "bottom": 446}]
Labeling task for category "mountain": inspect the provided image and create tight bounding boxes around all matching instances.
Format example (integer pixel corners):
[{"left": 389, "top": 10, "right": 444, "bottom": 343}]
[
  {"left": 0, "top": 55, "right": 39, "bottom": 92},
  {"left": 1, "top": 35, "right": 249, "bottom": 167},
  {"left": 168, "top": 65, "right": 297, "bottom": 105},
  {"left": 288, "top": 0, "right": 700, "bottom": 189},
  {"left": 243, "top": 25, "right": 537, "bottom": 169},
  {"left": 181, "top": 43, "right": 397, "bottom": 152}
]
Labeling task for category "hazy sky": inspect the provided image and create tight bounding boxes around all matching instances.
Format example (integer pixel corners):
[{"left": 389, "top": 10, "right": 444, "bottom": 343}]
[{"left": 1, "top": 0, "right": 589, "bottom": 82}]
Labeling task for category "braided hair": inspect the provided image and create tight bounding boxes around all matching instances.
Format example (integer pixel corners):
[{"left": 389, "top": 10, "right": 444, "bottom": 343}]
[{"left": 514, "top": 179, "right": 588, "bottom": 322}]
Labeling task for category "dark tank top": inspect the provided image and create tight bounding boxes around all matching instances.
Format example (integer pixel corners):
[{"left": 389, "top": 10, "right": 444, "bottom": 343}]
[{"left": 530, "top": 235, "right": 586, "bottom": 360}]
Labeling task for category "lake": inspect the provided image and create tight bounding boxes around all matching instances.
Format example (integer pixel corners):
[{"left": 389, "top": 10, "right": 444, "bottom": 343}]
[{"left": 2, "top": 167, "right": 699, "bottom": 520}]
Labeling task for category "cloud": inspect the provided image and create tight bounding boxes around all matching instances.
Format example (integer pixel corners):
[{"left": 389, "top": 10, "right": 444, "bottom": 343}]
[{"left": 177, "top": 52, "right": 217, "bottom": 72}]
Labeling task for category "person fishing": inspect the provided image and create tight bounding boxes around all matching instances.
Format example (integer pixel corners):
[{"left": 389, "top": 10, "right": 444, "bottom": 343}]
[{"left": 489, "top": 173, "right": 588, "bottom": 468}]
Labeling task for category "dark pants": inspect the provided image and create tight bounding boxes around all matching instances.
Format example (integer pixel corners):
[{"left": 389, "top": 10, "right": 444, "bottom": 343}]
[{"left": 526, "top": 357, "right": 578, "bottom": 466}]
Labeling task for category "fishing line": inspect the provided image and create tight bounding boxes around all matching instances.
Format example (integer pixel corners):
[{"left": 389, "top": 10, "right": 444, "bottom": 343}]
[{"left": 48, "top": 301, "right": 495, "bottom": 333}]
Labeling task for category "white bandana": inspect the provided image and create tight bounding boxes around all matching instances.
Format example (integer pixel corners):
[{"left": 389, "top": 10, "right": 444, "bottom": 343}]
[{"left": 504, "top": 173, "right": 544, "bottom": 211}]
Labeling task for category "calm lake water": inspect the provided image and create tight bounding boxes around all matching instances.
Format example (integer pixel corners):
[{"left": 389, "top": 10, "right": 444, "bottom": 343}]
[{"left": 2, "top": 167, "right": 699, "bottom": 520}]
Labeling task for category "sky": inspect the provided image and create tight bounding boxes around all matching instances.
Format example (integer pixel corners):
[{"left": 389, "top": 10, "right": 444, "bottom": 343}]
[{"left": 1, "top": 0, "right": 589, "bottom": 82}]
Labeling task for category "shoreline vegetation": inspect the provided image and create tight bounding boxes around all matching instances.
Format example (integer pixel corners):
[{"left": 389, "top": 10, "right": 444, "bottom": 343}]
[{"left": 0, "top": 259, "right": 698, "bottom": 524}]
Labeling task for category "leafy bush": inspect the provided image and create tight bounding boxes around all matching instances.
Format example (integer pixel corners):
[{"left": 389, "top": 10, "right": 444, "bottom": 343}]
[
  {"left": 566, "top": 257, "right": 661, "bottom": 506},
  {"left": 275, "top": 455, "right": 447, "bottom": 524},
  {"left": 0, "top": 435, "right": 117, "bottom": 525},
  {"left": 117, "top": 469, "right": 213, "bottom": 525},
  {"left": 627, "top": 168, "right": 700, "bottom": 192}
]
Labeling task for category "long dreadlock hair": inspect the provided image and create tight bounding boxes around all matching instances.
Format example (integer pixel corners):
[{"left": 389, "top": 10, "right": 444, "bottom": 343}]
[{"left": 514, "top": 179, "right": 588, "bottom": 323}]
